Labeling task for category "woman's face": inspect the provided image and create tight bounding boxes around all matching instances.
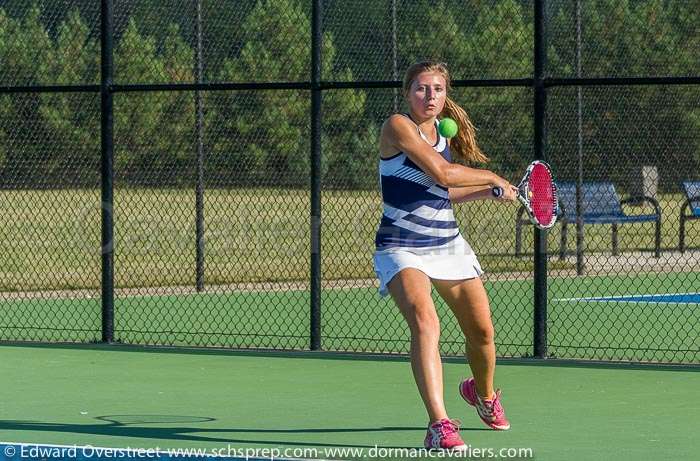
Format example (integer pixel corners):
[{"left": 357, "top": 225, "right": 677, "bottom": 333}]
[{"left": 407, "top": 71, "right": 447, "bottom": 120}]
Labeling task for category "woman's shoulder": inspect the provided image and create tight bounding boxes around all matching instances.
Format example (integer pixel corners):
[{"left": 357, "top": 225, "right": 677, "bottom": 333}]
[
  {"left": 383, "top": 113, "right": 410, "bottom": 126},
  {"left": 381, "top": 113, "right": 414, "bottom": 138},
  {"left": 379, "top": 114, "right": 413, "bottom": 158}
]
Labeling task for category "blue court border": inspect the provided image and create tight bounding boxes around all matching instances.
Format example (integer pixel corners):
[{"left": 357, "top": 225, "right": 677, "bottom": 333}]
[{"left": 553, "top": 293, "right": 700, "bottom": 304}]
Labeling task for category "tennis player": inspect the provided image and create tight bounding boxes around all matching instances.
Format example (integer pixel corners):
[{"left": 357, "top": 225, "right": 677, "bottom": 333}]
[{"left": 373, "top": 61, "right": 517, "bottom": 451}]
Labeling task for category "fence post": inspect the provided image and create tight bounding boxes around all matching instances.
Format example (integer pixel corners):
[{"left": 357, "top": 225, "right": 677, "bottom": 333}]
[
  {"left": 533, "top": 0, "right": 548, "bottom": 358},
  {"left": 391, "top": 0, "right": 399, "bottom": 113},
  {"left": 195, "top": 0, "right": 205, "bottom": 291},
  {"left": 575, "top": 0, "right": 585, "bottom": 275},
  {"left": 310, "top": 0, "right": 322, "bottom": 351},
  {"left": 100, "top": 0, "right": 115, "bottom": 343}
]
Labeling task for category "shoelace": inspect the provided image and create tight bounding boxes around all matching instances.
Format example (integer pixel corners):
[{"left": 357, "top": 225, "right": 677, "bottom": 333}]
[
  {"left": 481, "top": 390, "right": 505, "bottom": 418},
  {"left": 437, "top": 418, "right": 462, "bottom": 437}
]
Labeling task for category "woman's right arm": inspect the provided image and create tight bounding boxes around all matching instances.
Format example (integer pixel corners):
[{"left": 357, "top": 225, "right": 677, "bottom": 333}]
[{"left": 381, "top": 115, "right": 515, "bottom": 195}]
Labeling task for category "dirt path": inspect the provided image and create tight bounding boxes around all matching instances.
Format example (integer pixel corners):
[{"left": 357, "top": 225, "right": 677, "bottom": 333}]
[{"left": 2, "top": 250, "right": 696, "bottom": 301}]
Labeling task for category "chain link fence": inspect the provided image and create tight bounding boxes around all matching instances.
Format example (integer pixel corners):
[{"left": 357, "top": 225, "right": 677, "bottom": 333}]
[{"left": 0, "top": 0, "right": 698, "bottom": 363}]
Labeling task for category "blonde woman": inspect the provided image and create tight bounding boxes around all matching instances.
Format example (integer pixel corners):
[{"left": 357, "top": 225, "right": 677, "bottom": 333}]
[{"left": 373, "top": 61, "right": 516, "bottom": 450}]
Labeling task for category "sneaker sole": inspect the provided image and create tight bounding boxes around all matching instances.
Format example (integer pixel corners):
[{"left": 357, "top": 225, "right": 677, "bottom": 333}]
[{"left": 427, "top": 444, "right": 468, "bottom": 452}]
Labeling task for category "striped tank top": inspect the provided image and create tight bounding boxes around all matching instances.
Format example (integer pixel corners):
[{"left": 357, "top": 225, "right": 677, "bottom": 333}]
[{"left": 375, "top": 117, "right": 460, "bottom": 250}]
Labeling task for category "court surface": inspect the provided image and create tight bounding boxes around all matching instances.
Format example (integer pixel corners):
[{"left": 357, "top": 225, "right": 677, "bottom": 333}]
[
  {"left": 0, "top": 344, "right": 697, "bottom": 461},
  {"left": 1, "top": 272, "right": 697, "bottom": 361}
]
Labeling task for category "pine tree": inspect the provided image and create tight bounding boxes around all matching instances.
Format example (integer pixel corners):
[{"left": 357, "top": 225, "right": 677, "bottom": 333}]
[{"left": 209, "top": 0, "right": 372, "bottom": 188}]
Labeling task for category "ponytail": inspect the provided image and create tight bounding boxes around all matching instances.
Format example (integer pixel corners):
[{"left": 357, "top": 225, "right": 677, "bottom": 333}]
[{"left": 442, "top": 96, "right": 488, "bottom": 165}]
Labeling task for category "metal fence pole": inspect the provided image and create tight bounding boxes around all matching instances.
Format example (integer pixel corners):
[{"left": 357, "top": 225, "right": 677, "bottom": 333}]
[
  {"left": 533, "top": 0, "right": 548, "bottom": 358},
  {"left": 195, "top": 0, "right": 205, "bottom": 291},
  {"left": 391, "top": 0, "right": 399, "bottom": 113},
  {"left": 100, "top": 0, "right": 115, "bottom": 343},
  {"left": 310, "top": 0, "right": 322, "bottom": 351},
  {"left": 575, "top": 0, "right": 585, "bottom": 275}
]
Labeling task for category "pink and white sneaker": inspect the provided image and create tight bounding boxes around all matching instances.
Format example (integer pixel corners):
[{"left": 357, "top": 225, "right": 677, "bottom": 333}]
[
  {"left": 424, "top": 418, "right": 468, "bottom": 451},
  {"left": 459, "top": 377, "right": 511, "bottom": 430}
]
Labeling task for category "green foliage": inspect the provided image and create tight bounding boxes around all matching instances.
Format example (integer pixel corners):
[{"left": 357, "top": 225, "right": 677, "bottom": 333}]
[
  {"left": 208, "top": 0, "right": 372, "bottom": 188},
  {"left": 400, "top": 0, "right": 533, "bottom": 175},
  {"left": 38, "top": 10, "right": 99, "bottom": 181},
  {"left": 208, "top": 0, "right": 314, "bottom": 185},
  {"left": 547, "top": 0, "right": 700, "bottom": 188},
  {"left": 0, "top": 9, "right": 7, "bottom": 171},
  {"left": 113, "top": 19, "right": 195, "bottom": 185},
  {"left": 1, "top": 5, "right": 52, "bottom": 84},
  {"left": 0, "top": 1, "right": 697, "bottom": 189},
  {"left": 0, "top": 6, "right": 54, "bottom": 184}
]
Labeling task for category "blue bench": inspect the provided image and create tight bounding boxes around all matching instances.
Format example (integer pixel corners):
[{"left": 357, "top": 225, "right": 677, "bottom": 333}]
[
  {"left": 515, "top": 182, "right": 661, "bottom": 258},
  {"left": 679, "top": 181, "right": 700, "bottom": 252}
]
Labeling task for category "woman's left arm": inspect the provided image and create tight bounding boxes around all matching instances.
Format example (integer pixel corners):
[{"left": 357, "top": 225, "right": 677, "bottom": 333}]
[{"left": 448, "top": 185, "right": 497, "bottom": 203}]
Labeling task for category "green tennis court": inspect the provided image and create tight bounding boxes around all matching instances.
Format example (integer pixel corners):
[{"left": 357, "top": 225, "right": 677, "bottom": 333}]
[
  {"left": 0, "top": 344, "right": 697, "bottom": 461},
  {"left": 2, "top": 269, "right": 698, "bottom": 459}
]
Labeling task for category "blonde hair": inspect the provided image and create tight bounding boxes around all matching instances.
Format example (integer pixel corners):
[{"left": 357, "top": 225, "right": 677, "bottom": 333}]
[{"left": 402, "top": 61, "right": 488, "bottom": 164}]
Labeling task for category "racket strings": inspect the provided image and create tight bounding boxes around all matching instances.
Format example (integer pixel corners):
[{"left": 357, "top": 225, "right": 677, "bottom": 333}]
[{"left": 529, "top": 165, "right": 557, "bottom": 227}]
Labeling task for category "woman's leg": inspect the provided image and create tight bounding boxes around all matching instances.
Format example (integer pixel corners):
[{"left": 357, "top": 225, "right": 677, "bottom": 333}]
[
  {"left": 434, "top": 276, "right": 510, "bottom": 431},
  {"left": 432, "top": 277, "right": 495, "bottom": 400},
  {"left": 387, "top": 268, "right": 447, "bottom": 423}
]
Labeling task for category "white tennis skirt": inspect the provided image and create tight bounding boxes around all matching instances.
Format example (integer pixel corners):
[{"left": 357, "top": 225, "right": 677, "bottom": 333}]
[{"left": 373, "top": 234, "right": 484, "bottom": 297}]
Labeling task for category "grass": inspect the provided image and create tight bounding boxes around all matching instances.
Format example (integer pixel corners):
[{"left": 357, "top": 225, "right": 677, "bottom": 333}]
[{"left": 0, "top": 188, "right": 697, "bottom": 291}]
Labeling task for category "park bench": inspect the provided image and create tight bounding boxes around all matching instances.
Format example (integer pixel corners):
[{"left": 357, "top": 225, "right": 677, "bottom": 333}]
[
  {"left": 515, "top": 182, "right": 661, "bottom": 258},
  {"left": 679, "top": 181, "right": 700, "bottom": 252}
]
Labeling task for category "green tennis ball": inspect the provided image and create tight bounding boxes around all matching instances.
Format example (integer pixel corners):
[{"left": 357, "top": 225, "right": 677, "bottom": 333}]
[{"left": 438, "top": 117, "right": 458, "bottom": 138}]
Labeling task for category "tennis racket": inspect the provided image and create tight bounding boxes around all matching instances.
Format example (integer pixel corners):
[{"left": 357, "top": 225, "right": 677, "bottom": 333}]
[{"left": 492, "top": 160, "right": 558, "bottom": 229}]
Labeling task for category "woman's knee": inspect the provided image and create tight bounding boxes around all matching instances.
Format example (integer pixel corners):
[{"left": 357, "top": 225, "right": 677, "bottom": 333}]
[
  {"left": 468, "top": 321, "right": 494, "bottom": 346},
  {"left": 406, "top": 304, "right": 441, "bottom": 339}
]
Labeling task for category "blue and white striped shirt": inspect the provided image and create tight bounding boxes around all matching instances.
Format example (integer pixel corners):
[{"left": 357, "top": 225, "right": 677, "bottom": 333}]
[{"left": 375, "top": 118, "right": 460, "bottom": 250}]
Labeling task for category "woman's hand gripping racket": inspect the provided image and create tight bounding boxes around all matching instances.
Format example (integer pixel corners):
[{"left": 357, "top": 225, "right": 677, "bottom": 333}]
[{"left": 492, "top": 161, "right": 558, "bottom": 229}]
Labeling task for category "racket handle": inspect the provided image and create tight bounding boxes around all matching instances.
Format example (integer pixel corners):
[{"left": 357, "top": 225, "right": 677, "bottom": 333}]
[{"left": 492, "top": 186, "right": 503, "bottom": 198}]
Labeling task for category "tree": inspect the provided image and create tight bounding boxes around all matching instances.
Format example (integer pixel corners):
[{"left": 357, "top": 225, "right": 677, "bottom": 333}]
[
  {"left": 113, "top": 19, "right": 196, "bottom": 185},
  {"left": 399, "top": 0, "right": 534, "bottom": 177},
  {"left": 208, "top": 0, "right": 373, "bottom": 188},
  {"left": 38, "top": 9, "right": 100, "bottom": 184},
  {"left": 547, "top": 0, "right": 700, "bottom": 190},
  {"left": 0, "top": 5, "right": 55, "bottom": 186}
]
